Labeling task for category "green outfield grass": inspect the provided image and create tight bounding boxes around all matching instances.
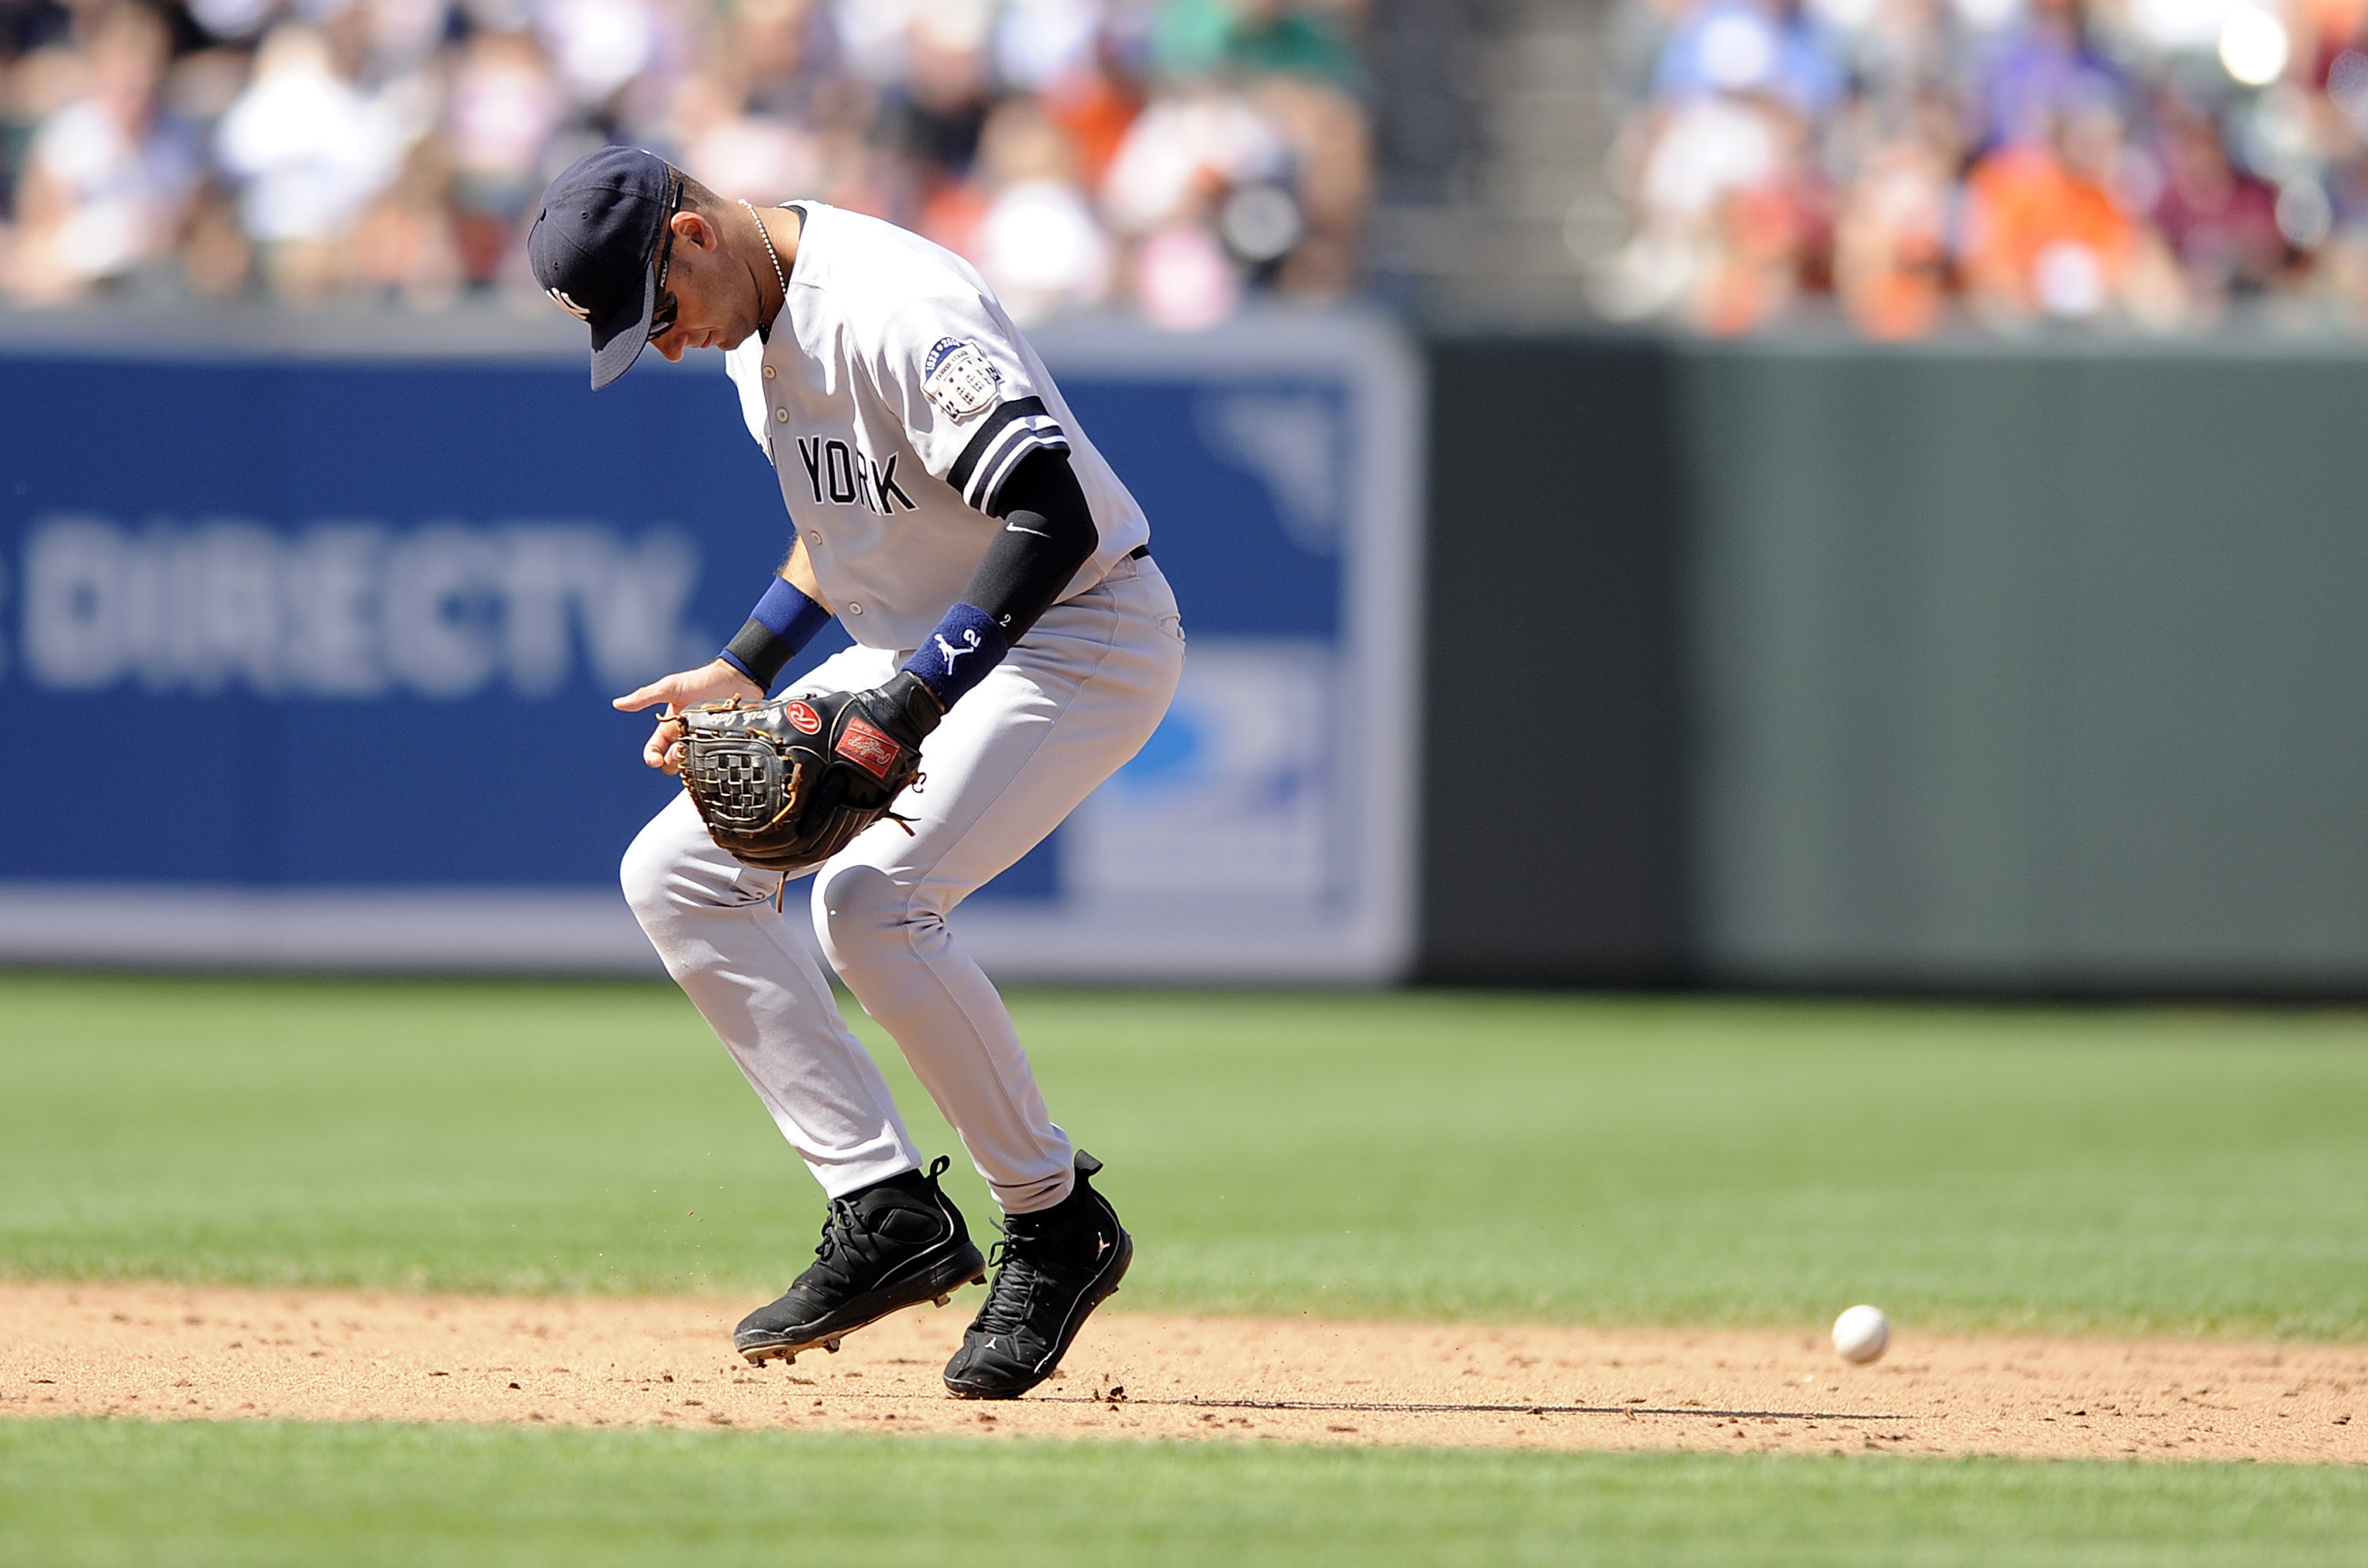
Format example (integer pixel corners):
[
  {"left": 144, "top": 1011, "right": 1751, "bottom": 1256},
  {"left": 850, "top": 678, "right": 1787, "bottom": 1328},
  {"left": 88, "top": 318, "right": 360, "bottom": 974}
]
[
  {"left": 2, "top": 975, "right": 2366, "bottom": 1337},
  {"left": 2, "top": 1420, "right": 2361, "bottom": 1568}
]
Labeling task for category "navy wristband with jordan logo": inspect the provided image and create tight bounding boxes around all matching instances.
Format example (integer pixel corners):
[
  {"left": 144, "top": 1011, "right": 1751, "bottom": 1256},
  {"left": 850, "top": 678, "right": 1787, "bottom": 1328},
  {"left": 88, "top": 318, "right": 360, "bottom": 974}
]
[
  {"left": 721, "top": 577, "right": 834, "bottom": 689},
  {"left": 901, "top": 602, "right": 1009, "bottom": 709}
]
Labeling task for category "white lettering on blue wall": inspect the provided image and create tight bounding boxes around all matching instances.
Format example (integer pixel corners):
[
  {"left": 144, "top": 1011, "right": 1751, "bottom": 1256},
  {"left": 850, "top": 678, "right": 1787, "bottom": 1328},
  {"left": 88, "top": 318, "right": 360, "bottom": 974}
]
[{"left": 18, "top": 516, "right": 703, "bottom": 698}]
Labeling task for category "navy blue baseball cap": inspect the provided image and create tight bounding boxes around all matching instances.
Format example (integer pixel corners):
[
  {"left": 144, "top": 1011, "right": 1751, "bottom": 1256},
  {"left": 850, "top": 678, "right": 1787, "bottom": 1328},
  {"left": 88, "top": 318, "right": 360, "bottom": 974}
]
[{"left": 527, "top": 146, "right": 678, "bottom": 390}]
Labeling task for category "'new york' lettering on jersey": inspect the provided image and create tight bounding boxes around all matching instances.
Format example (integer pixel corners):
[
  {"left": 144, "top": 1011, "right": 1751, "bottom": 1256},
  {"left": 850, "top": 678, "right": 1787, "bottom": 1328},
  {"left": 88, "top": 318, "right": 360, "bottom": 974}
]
[
  {"left": 725, "top": 202, "right": 1152, "bottom": 652},
  {"left": 796, "top": 438, "right": 917, "bottom": 515}
]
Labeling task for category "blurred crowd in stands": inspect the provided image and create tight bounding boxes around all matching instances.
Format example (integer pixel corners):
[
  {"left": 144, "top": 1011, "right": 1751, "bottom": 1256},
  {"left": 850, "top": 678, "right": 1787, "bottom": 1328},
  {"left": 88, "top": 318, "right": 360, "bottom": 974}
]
[
  {"left": 0, "top": 0, "right": 1368, "bottom": 324},
  {"left": 1601, "top": 0, "right": 2368, "bottom": 334}
]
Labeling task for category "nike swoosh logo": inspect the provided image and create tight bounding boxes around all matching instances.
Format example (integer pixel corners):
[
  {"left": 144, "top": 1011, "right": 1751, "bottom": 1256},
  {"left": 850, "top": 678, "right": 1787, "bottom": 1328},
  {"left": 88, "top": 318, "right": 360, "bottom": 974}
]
[{"left": 1004, "top": 521, "right": 1050, "bottom": 537}]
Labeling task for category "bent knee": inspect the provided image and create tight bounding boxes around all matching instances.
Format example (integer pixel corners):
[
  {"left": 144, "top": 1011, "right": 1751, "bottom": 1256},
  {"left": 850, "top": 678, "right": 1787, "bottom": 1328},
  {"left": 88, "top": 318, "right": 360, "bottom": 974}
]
[
  {"left": 812, "top": 863, "right": 939, "bottom": 968},
  {"left": 619, "top": 818, "right": 680, "bottom": 922},
  {"left": 620, "top": 804, "right": 755, "bottom": 923}
]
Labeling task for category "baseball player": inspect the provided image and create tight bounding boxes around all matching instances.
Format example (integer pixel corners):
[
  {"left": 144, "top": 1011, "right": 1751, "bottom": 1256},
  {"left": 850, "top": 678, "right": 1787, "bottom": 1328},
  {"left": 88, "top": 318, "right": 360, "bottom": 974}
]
[{"left": 526, "top": 146, "right": 1184, "bottom": 1398}]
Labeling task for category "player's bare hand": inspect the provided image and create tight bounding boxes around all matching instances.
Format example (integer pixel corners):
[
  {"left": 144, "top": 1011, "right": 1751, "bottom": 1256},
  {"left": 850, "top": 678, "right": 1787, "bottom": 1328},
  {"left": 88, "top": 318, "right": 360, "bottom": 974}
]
[{"left": 615, "top": 659, "right": 764, "bottom": 773}]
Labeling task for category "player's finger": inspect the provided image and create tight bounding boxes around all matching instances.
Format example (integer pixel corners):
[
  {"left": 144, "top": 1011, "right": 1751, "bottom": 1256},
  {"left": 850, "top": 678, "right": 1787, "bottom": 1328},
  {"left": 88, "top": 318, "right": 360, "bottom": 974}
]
[
  {"left": 644, "top": 711, "right": 690, "bottom": 769},
  {"left": 613, "top": 679, "right": 670, "bottom": 713}
]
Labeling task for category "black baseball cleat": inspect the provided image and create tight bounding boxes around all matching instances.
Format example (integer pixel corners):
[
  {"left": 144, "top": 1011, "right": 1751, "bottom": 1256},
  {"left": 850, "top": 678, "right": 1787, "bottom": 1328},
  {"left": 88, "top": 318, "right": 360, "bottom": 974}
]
[
  {"left": 735, "top": 1155, "right": 986, "bottom": 1366},
  {"left": 942, "top": 1149, "right": 1132, "bottom": 1399}
]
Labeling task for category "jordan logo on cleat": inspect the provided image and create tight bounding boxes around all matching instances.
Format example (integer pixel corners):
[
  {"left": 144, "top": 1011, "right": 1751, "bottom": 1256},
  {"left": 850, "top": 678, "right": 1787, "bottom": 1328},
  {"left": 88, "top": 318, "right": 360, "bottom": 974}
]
[
  {"left": 1095, "top": 1233, "right": 1111, "bottom": 1259},
  {"left": 934, "top": 628, "right": 982, "bottom": 673}
]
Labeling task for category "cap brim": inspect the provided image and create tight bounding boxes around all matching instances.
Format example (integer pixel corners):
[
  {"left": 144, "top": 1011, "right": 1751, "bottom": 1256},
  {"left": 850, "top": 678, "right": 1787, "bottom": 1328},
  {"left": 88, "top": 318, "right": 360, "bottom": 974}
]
[{"left": 587, "top": 258, "right": 660, "bottom": 391}]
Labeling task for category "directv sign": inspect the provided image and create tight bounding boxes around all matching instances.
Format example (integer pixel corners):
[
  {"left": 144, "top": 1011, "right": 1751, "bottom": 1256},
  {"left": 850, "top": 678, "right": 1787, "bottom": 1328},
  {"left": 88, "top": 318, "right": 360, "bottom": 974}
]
[
  {"left": 18, "top": 518, "right": 699, "bottom": 699},
  {"left": 0, "top": 312, "right": 1420, "bottom": 982}
]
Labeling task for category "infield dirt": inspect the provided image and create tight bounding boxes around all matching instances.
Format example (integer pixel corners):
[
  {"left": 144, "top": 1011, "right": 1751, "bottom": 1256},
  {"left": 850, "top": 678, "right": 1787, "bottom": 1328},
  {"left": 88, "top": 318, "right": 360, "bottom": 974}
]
[{"left": 2, "top": 1282, "right": 2360, "bottom": 1464}]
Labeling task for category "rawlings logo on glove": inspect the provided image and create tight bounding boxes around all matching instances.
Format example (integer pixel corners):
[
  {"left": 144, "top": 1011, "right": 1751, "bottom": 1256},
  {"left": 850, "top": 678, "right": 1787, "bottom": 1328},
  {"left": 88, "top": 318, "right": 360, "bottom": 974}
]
[
  {"left": 834, "top": 717, "right": 904, "bottom": 780},
  {"left": 677, "top": 673, "right": 942, "bottom": 873}
]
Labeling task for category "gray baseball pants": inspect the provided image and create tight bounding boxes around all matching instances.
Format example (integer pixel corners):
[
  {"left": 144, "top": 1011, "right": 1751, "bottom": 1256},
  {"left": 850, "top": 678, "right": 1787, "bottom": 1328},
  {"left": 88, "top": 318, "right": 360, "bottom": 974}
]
[{"left": 621, "top": 555, "right": 1182, "bottom": 1215}]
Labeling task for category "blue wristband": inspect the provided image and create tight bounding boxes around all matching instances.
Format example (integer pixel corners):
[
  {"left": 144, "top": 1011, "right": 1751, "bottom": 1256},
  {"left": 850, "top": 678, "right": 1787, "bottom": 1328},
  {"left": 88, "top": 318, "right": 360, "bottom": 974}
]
[
  {"left": 900, "top": 602, "right": 1010, "bottom": 709},
  {"left": 721, "top": 577, "right": 833, "bottom": 687}
]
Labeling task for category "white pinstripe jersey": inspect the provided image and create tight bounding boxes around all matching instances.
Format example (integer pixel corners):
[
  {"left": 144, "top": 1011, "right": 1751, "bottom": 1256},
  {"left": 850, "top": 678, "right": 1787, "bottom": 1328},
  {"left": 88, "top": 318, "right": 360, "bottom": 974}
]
[{"left": 725, "top": 202, "right": 1152, "bottom": 653}]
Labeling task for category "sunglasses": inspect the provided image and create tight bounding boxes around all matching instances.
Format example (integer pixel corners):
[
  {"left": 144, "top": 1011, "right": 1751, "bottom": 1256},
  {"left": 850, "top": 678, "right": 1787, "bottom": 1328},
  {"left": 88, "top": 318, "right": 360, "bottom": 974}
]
[{"left": 647, "top": 178, "right": 685, "bottom": 343}]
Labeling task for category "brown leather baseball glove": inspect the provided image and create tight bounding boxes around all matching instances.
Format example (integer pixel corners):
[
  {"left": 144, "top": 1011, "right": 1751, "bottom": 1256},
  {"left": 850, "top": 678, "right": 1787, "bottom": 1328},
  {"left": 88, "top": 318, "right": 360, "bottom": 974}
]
[{"left": 676, "top": 672, "right": 941, "bottom": 873}]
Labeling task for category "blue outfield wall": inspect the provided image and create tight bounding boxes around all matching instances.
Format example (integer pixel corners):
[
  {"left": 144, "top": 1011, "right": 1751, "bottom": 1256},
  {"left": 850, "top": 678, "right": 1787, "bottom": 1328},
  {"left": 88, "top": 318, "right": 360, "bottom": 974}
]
[
  {"left": 0, "top": 312, "right": 1420, "bottom": 980},
  {"left": 6, "top": 355, "right": 723, "bottom": 889},
  {"left": 17, "top": 317, "right": 2356, "bottom": 994}
]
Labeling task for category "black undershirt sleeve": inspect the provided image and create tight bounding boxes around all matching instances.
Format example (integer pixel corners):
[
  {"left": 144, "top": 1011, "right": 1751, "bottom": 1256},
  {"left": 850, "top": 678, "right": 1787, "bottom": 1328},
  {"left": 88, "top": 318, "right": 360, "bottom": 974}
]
[{"left": 960, "top": 446, "right": 1099, "bottom": 644}]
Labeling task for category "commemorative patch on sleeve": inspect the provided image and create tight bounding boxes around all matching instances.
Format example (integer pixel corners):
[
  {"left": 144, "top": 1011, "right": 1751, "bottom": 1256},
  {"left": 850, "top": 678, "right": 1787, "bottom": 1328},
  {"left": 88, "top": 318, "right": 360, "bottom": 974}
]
[{"left": 922, "top": 337, "right": 1001, "bottom": 420}]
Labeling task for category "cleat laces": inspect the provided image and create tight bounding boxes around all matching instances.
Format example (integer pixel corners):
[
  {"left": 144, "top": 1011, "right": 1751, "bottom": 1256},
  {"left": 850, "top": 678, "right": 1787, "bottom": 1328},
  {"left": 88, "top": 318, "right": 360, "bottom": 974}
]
[
  {"left": 967, "top": 1211, "right": 1093, "bottom": 1343},
  {"left": 968, "top": 1228, "right": 1047, "bottom": 1341},
  {"left": 800, "top": 1196, "right": 877, "bottom": 1293}
]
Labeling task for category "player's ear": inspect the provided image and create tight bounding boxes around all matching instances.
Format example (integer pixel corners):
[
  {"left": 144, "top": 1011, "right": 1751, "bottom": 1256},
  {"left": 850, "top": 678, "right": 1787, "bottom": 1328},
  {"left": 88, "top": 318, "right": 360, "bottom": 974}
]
[{"left": 673, "top": 208, "right": 720, "bottom": 256}]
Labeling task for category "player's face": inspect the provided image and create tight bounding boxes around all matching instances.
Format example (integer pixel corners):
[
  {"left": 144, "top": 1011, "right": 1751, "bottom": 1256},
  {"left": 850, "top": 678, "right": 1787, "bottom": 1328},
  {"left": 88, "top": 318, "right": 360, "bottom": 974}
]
[{"left": 645, "top": 210, "right": 762, "bottom": 362}]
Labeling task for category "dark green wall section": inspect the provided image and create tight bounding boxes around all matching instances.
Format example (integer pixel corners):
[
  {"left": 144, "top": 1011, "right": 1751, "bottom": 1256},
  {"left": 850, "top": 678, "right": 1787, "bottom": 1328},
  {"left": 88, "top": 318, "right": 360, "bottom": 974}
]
[
  {"left": 1417, "top": 338, "right": 1691, "bottom": 984},
  {"left": 1416, "top": 336, "right": 2368, "bottom": 993},
  {"left": 1683, "top": 342, "right": 2368, "bottom": 992}
]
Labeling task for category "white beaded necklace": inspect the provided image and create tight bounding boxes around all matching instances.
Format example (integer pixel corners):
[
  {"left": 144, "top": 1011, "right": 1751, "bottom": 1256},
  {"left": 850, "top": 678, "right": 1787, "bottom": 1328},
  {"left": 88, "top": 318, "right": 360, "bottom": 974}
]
[{"left": 741, "top": 200, "right": 788, "bottom": 337}]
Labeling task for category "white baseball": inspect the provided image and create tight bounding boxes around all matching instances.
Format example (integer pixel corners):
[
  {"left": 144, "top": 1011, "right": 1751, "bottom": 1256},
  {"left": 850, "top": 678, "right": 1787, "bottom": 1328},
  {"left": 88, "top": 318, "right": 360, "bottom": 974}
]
[{"left": 1832, "top": 1304, "right": 1890, "bottom": 1364}]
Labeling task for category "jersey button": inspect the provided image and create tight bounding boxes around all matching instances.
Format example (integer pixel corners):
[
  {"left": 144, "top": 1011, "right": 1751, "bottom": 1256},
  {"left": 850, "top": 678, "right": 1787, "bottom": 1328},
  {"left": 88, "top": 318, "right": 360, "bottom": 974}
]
[
  {"left": 762, "top": 365, "right": 777, "bottom": 380},
  {"left": 773, "top": 407, "right": 789, "bottom": 423},
  {"left": 847, "top": 602, "right": 863, "bottom": 615},
  {"left": 806, "top": 530, "right": 821, "bottom": 543}
]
